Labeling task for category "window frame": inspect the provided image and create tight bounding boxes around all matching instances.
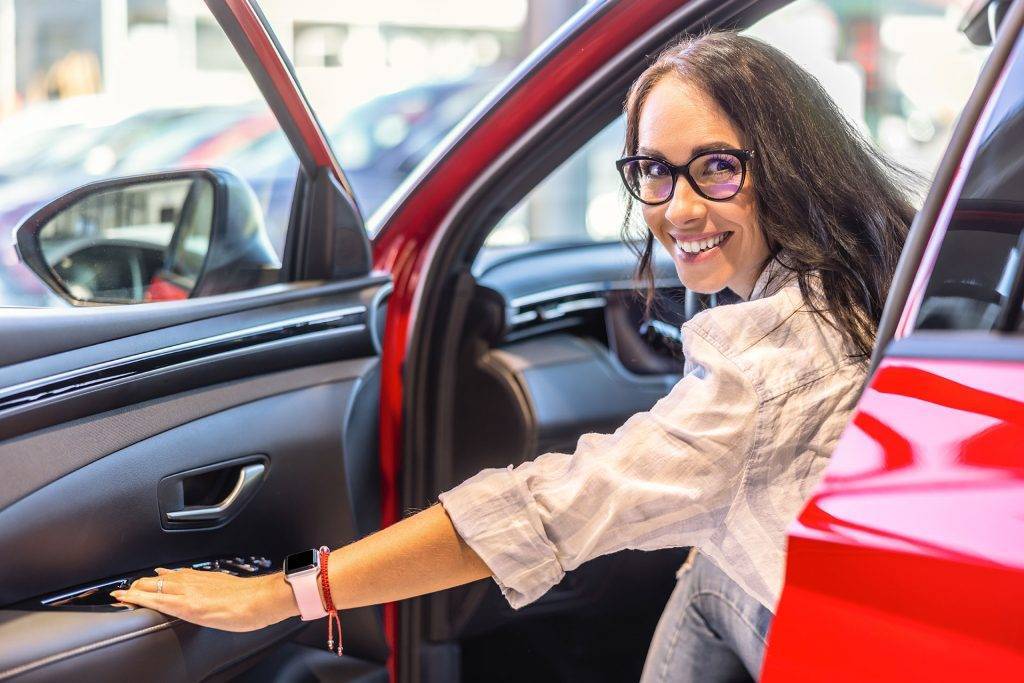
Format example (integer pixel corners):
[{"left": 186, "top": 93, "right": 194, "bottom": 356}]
[{"left": 873, "top": 5, "right": 1024, "bottom": 369}]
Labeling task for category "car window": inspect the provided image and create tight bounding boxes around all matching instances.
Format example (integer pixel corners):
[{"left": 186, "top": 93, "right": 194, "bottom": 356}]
[
  {"left": 484, "top": 0, "right": 990, "bottom": 250},
  {"left": 0, "top": 2, "right": 298, "bottom": 307},
  {"left": 256, "top": 1, "right": 582, "bottom": 223},
  {"left": 914, "top": 29, "right": 1024, "bottom": 332}
]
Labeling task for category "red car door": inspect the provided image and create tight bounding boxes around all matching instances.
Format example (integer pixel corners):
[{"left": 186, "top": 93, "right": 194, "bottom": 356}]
[{"left": 763, "top": 3, "right": 1024, "bottom": 680}]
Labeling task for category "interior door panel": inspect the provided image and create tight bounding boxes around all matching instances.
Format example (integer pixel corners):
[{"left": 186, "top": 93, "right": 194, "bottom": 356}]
[
  {"left": 2, "top": 368, "right": 363, "bottom": 604},
  {"left": 0, "top": 278, "right": 387, "bottom": 440},
  {"left": 0, "top": 279, "right": 391, "bottom": 680}
]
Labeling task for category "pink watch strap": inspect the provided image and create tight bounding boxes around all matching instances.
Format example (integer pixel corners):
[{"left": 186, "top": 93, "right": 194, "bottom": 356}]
[{"left": 288, "top": 570, "right": 327, "bottom": 621}]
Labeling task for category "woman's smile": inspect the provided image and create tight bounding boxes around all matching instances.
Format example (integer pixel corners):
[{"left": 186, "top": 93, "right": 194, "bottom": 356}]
[{"left": 669, "top": 229, "right": 733, "bottom": 263}]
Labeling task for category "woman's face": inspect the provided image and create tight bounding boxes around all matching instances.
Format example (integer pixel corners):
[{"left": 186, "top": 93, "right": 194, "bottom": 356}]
[{"left": 637, "top": 76, "right": 769, "bottom": 299}]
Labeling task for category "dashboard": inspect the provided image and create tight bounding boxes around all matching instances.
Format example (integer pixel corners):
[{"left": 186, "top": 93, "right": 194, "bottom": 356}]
[
  {"left": 474, "top": 240, "right": 691, "bottom": 368},
  {"left": 445, "top": 241, "right": 701, "bottom": 488}
]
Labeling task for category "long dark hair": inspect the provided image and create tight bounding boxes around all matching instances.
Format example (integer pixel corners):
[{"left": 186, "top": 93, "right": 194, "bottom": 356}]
[{"left": 622, "top": 31, "right": 918, "bottom": 360}]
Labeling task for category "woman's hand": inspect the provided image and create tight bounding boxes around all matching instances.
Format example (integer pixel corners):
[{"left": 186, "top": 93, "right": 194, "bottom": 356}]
[
  {"left": 107, "top": 505, "right": 490, "bottom": 633},
  {"left": 110, "top": 567, "right": 299, "bottom": 632}
]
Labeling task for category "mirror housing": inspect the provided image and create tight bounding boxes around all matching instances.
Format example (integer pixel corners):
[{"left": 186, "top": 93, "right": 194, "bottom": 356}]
[
  {"left": 15, "top": 168, "right": 280, "bottom": 305},
  {"left": 960, "top": 0, "right": 1011, "bottom": 46}
]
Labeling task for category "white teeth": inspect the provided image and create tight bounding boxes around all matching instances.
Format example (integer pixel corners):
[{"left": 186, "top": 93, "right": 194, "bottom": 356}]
[{"left": 676, "top": 233, "right": 727, "bottom": 254}]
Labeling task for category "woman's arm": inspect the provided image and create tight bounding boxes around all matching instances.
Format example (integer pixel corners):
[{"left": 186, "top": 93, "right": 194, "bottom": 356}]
[
  {"left": 111, "top": 504, "right": 490, "bottom": 632},
  {"left": 113, "top": 328, "right": 755, "bottom": 628}
]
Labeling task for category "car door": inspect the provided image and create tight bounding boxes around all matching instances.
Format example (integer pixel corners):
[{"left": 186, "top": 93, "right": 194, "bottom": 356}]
[
  {"left": 763, "top": 2, "right": 1024, "bottom": 680},
  {"left": 0, "top": 1, "right": 390, "bottom": 681}
]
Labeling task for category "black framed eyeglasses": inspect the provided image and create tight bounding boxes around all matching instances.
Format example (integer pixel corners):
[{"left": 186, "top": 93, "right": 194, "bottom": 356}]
[{"left": 616, "top": 149, "right": 755, "bottom": 205}]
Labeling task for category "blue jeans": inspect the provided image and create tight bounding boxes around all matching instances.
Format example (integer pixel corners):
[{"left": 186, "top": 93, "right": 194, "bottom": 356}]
[{"left": 640, "top": 550, "right": 774, "bottom": 682}]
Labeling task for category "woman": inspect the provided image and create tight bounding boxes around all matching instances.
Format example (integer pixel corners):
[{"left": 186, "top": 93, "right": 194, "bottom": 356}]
[{"left": 111, "top": 32, "right": 915, "bottom": 681}]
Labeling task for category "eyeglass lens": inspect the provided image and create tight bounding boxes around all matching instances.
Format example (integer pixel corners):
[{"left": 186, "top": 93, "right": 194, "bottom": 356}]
[{"left": 623, "top": 152, "right": 743, "bottom": 203}]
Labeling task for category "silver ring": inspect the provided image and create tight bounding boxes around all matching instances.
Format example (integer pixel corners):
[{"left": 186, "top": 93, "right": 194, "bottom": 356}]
[{"left": 156, "top": 578, "right": 164, "bottom": 594}]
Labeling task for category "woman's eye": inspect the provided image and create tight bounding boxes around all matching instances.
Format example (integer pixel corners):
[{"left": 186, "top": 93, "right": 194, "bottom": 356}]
[
  {"left": 700, "top": 155, "right": 739, "bottom": 177},
  {"left": 641, "top": 161, "right": 670, "bottom": 178}
]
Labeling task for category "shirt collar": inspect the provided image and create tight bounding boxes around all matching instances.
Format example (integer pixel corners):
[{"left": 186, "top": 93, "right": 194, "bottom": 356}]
[{"left": 747, "top": 254, "right": 797, "bottom": 302}]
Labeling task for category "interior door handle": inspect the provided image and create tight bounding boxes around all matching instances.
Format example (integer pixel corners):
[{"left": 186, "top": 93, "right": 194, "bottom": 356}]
[{"left": 165, "top": 463, "right": 265, "bottom": 523}]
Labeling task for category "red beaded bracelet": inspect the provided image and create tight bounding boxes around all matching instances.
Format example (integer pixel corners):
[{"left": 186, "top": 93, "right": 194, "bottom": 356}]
[{"left": 318, "top": 546, "right": 343, "bottom": 656}]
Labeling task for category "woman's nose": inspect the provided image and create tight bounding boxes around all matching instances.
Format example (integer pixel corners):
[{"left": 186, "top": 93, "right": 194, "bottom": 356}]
[{"left": 663, "top": 177, "right": 708, "bottom": 228}]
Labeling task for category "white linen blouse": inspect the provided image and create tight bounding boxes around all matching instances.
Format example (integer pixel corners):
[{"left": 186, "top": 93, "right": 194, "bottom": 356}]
[{"left": 438, "top": 261, "right": 867, "bottom": 611}]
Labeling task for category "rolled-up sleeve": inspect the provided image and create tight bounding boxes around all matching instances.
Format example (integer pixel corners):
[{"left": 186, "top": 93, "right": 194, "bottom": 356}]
[{"left": 438, "top": 329, "right": 758, "bottom": 609}]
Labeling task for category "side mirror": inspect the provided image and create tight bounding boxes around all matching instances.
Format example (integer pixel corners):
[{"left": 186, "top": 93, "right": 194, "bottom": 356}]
[{"left": 15, "top": 168, "right": 280, "bottom": 305}]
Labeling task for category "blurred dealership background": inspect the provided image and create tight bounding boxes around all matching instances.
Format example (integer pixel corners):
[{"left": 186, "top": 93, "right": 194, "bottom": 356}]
[{"left": 0, "top": 0, "right": 992, "bottom": 306}]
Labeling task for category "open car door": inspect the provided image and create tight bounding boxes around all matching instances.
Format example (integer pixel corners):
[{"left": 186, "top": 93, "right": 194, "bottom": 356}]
[{"left": 0, "top": 1, "right": 390, "bottom": 680}]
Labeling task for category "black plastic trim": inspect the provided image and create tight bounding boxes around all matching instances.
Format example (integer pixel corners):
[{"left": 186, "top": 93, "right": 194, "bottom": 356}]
[
  {"left": 0, "top": 276, "right": 388, "bottom": 367},
  {"left": 0, "top": 307, "right": 364, "bottom": 414},
  {"left": 885, "top": 332, "right": 1024, "bottom": 362},
  {"left": 994, "top": 222, "right": 1024, "bottom": 331},
  {"left": 0, "top": 320, "right": 375, "bottom": 441},
  {"left": 205, "top": 1, "right": 368, "bottom": 284}
]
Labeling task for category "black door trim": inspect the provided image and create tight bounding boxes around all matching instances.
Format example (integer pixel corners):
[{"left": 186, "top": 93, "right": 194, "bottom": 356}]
[
  {"left": 0, "top": 306, "right": 365, "bottom": 414},
  {"left": 885, "top": 332, "right": 1024, "bottom": 363},
  {"left": 0, "top": 276, "right": 389, "bottom": 367}
]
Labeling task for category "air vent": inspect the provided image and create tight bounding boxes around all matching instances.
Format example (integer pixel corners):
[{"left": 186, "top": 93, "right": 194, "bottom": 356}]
[{"left": 509, "top": 292, "right": 607, "bottom": 328}]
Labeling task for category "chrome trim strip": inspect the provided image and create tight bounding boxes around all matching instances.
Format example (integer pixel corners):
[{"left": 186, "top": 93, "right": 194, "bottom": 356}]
[
  {"left": 40, "top": 578, "right": 131, "bottom": 607},
  {"left": 509, "top": 278, "right": 679, "bottom": 309},
  {"left": 0, "top": 620, "right": 180, "bottom": 681},
  {"left": 538, "top": 296, "right": 607, "bottom": 319},
  {"left": 0, "top": 306, "right": 365, "bottom": 404}
]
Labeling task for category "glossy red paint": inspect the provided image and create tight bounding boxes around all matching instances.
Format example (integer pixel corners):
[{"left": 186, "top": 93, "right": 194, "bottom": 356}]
[
  {"left": 370, "top": 0, "right": 688, "bottom": 676},
  {"left": 762, "top": 357, "right": 1024, "bottom": 681},
  {"left": 223, "top": 0, "right": 340, "bottom": 177}
]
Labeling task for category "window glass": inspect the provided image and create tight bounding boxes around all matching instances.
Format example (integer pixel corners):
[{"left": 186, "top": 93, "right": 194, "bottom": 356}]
[
  {"left": 37, "top": 176, "right": 214, "bottom": 304},
  {"left": 484, "top": 0, "right": 990, "bottom": 250},
  {"left": 0, "top": 1, "right": 298, "bottom": 307},
  {"left": 915, "top": 31, "right": 1024, "bottom": 332},
  {"left": 257, "top": 0, "right": 584, "bottom": 222}
]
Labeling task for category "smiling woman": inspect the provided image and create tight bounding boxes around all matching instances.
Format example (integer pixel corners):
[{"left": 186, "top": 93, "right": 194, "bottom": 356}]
[
  {"left": 622, "top": 32, "right": 919, "bottom": 359},
  {"left": 627, "top": 76, "right": 768, "bottom": 299},
  {"left": 112, "top": 29, "right": 915, "bottom": 683}
]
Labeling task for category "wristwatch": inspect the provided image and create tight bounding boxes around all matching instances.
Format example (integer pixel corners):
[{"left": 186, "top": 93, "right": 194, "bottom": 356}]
[{"left": 283, "top": 549, "right": 328, "bottom": 621}]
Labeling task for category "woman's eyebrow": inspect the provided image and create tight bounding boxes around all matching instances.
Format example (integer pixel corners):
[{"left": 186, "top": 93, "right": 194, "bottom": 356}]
[
  {"left": 636, "top": 145, "right": 664, "bottom": 158},
  {"left": 690, "top": 141, "right": 736, "bottom": 156},
  {"left": 636, "top": 141, "right": 736, "bottom": 161}
]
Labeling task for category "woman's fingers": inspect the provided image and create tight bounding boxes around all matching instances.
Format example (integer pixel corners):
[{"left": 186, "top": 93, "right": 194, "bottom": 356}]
[
  {"left": 110, "top": 588, "right": 186, "bottom": 617},
  {"left": 128, "top": 575, "right": 184, "bottom": 595}
]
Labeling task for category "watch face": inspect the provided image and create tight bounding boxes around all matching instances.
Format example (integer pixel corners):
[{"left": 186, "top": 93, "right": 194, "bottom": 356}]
[{"left": 284, "top": 549, "right": 318, "bottom": 575}]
